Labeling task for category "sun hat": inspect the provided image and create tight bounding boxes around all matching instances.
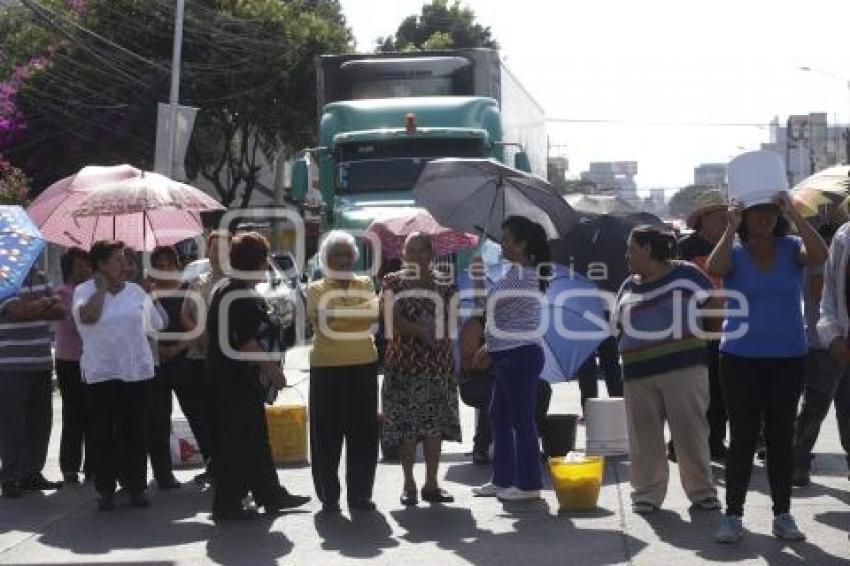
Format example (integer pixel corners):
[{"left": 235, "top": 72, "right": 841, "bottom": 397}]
[
  {"left": 727, "top": 150, "right": 788, "bottom": 209},
  {"left": 686, "top": 190, "right": 727, "bottom": 229}
]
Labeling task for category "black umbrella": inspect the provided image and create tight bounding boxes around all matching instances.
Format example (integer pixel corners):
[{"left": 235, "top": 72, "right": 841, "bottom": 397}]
[
  {"left": 413, "top": 158, "right": 579, "bottom": 241},
  {"left": 550, "top": 212, "right": 662, "bottom": 293}
]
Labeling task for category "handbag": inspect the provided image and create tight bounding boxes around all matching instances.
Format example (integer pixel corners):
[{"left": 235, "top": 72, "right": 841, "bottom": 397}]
[{"left": 254, "top": 301, "right": 285, "bottom": 405}]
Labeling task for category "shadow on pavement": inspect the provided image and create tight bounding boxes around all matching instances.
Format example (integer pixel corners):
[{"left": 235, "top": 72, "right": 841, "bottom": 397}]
[
  {"left": 815, "top": 510, "right": 850, "bottom": 536},
  {"left": 638, "top": 508, "right": 849, "bottom": 565},
  {"left": 34, "top": 488, "right": 214, "bottom": 555},
  {"left": 444, "top": 462, "right": 492, "bottom": 487},
  {"left": 206, "top": 519, "right": 293, "bottom": 566},
  {"left": 390, "top": 501, "right": 647, "bottom": 565},
  {"left": 313, "top": 509, "right": 399, "bottom": 559}
]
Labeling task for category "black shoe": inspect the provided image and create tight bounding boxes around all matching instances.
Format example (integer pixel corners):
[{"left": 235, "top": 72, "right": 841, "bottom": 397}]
[
  {"left": 97, "top": 493, "right": 115, "bottom": 511},
  {"left": 130, "top": 492, "right": 151, "bottom": 508},
  {"left": 756, "top": 449, "right": 767, "bottom": 461},
  {"left": 1, "top": 481, "right": 22, "bottom": 498},
  {"left": 348, "top": 498, "right": 377, "bottom": 511},
  {"left": 792, "top": 474, "right": 810, "bottom": 488},
  {"left": 421, "top": 487, "right": 454, "bottom": 504},
  {"left": 265, "top": 492, "right": 311, "bottom": 514},
  {"left": 710, "top": 446, "right": 728, "bottom": 462},
  {"left": 157, "top": 476, "right": 182, "bottom": 490},
  {"left": 212, "top": 508, "right": 259, "bottom": 522},
  {"left": 667, "top": 445, "right": 677, "bottom": 463},
  {"left": 20, "top": 474, "right": 62, "bottom": 491},
  {"left": 472, "top": 446, "right": 491, "bottom": 465},
  {"left": 62, "top": 473, "right": 80, "bottom": 485},
  {"left": 400, "top": 488, "right": 418, "bottom": 507},
  {"left": 193, "top": 470, "right": 213, "bottom": 485},
  {"left": 321, "top": 501, "right": 341, "bottom": 514}
]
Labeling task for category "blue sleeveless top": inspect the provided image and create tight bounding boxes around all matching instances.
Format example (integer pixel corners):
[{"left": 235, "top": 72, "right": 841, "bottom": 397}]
[{"left": 720, "top": 236, "right": 806, "bottom": 358}]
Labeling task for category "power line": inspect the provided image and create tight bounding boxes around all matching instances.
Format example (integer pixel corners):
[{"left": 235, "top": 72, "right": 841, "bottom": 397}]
[{"left": 546, "top": 117, "right": 773, "bottom": 128}]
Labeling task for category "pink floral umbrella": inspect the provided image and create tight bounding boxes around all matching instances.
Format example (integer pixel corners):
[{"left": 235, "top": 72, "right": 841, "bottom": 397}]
[
  {"left": 366, "top": 209, "right": 479, "bottom": 260},
  {"left": 27, "top": 165, "right": 223, "bottom": 251}
]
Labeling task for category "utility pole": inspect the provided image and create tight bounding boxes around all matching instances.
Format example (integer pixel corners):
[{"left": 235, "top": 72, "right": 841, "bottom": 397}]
[{"left": 167, "top": 0, "right": 186, "bottom": 180}]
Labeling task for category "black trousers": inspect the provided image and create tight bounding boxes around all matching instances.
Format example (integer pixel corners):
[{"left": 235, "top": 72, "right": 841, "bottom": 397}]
[
  {"left": 309, "top": 363, "right": 378, "bottom": 505},
  {"left": 88, "top": 379, "right": 150, "bottom": 496},
  {"left": 705, "top": 341, "right": 727, "bottom": 452},
  {"left": 793, "top": 349, "right": 850, "bottom": 473},
  {"left": 0, "top": 370, "right": 52, "bottom": 483},
  {"left": 720, "top": 353, "right": 804, "bottom": 517},
  {"left": 149, "top": 357, "right": 211, "bottom": 482},
  {"left": 56, "top": 360, "right": 94, "bottom": 477},
  {"left": 211, "top": 368, "right": 284, "bottom": 514},
  {"left": 577, "top": 336, "right": 624, "bottom": 408}
]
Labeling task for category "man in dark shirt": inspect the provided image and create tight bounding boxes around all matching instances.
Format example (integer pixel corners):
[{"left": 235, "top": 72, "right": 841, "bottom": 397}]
[{"left": 674, "top": 190, "right": 729, "bottom": 462}]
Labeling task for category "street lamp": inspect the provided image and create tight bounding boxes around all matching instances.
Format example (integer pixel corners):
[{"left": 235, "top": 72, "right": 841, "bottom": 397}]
[
  {"left": 798, "top": 65, "right": 850, "bottom": 120},
  {"left": 799, "top": 65, "right": 850, "bottom": 166}
]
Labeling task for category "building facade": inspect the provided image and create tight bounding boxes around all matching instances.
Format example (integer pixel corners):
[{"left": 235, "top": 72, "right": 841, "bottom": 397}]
[
  {"left": 694, "top": 163, "right": 727, "bottom": 188},
  {"left": 765, "top": 113, "right": 850, "bottom": 185},
  {"left": 580, "top": 161, "right": 639, "bottom": 204}
]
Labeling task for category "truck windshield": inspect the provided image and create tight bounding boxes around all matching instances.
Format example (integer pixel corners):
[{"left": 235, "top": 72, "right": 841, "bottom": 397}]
[{"left": 337, "top": 138, "right": 485, "bottom": 194}]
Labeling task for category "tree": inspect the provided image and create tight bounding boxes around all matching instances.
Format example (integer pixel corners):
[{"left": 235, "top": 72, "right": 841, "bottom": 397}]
[
  {"left": 2, "top": 0, "right": 352, "bottom": 206},
  {"left": 376, "top": 0, "right": 498, "bottom": 52},
  {"left": 0, "top": 159, "right": 31, "bottom": 205},
  {"left": 667, "top": 184, "right": 714, "bottom": 219}
]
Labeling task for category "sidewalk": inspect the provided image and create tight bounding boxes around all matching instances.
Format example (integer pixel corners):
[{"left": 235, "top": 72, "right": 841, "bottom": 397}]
[{"left": 1, "top": 346, "right": 848, "bottom": 565}]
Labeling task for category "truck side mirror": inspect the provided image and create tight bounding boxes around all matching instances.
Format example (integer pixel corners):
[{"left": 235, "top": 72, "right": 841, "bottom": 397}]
[
  {"left": 514, "top": 151, "right": 532, "bottom": 173},
  {"left": 291, "top": 156, "right": 309, "bottom": 201}
]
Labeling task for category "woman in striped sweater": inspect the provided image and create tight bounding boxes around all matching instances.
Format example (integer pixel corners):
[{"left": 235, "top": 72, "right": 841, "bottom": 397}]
[{"left": 615, "top": 225, "right": 721, "bottom": 515}]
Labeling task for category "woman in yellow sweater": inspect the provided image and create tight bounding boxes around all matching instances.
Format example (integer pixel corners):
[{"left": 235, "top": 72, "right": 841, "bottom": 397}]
[{"left": 307, "top": 231, "right": 380, "bottom": 514}]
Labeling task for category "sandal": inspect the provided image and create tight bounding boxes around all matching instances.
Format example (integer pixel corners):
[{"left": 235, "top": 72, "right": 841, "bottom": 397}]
[
  {"left": 632, "top": 501, "right": 658, "bottom": 515},
  {"left": 400, "top": 488, "right": 418, "bottom": 507},
  {"left": 421, "top": 486, "right": 454, "bottom": 504}
]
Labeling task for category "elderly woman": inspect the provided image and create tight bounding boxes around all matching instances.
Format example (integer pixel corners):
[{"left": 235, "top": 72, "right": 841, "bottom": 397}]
[
  {"left": 381, "top": 233, "right": 461, "bottom": 506},
  {"left": 206, "top": 232, "right": 310, "bottom": 521},
  {"left": 616, "top": 226, "right": 719, "bottom": 515},
  {"left": 74, "top": 240, "right": 164, "bottom": 511},
  {"left": 307, "top": 230, "right": 380, "bottom": 513},
  {"left": 708, "top": 185, "right": 827, "bottom": 543},
  {"left": 55, "top": 247, "right": 93, "bottom": 484}
]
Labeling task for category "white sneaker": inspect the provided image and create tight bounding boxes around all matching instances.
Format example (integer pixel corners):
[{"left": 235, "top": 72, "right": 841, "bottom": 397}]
[
  {"left": 497, "top": 487, "right": 541, "bottom": 502},
  {"left": 472, "top": 483, "right": 503, "bottom": 497}
]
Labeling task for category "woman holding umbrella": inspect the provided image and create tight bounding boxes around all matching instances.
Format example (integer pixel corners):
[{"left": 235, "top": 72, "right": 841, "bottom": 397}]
[{"left": 472, "top": 216, "right": 550, "bottom": 502}]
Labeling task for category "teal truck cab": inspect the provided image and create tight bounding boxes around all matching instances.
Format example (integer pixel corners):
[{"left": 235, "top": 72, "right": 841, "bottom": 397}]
[{"left": 291, "top": 49, "right": 547, "bottom": 272}]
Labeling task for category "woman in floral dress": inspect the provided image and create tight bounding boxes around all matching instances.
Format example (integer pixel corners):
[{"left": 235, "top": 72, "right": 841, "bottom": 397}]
[{"left": 381, "top": 232, "right": 461, "bottom": 507}]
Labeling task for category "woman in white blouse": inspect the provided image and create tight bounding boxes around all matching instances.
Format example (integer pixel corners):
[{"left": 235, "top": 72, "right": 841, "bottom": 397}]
[{"left": 74, "top": 240, "right": 164, "bottom": 511}]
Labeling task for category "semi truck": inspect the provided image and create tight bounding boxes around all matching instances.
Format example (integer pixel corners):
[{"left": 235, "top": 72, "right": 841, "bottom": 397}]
[{"left": 290, "top": 48, "right": 547, "bottom": 271}]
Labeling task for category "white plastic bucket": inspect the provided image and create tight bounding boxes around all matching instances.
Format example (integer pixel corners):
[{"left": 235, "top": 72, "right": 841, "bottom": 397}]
[{"left": 585, "top": 398, "right": 628, "bottom": 456}]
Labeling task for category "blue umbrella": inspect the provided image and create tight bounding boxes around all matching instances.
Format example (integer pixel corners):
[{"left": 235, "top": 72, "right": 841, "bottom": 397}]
[
  {"left": 457, "top": 262, "right": 608, "bottom": 383},
  {"left": 0, "top": 206, "right": 47, "bottom": 301}
]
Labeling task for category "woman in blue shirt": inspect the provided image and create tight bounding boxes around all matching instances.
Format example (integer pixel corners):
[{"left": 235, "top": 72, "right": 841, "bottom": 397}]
[{"left": 708, "top": 192, "right": 827, "bottom": 543}]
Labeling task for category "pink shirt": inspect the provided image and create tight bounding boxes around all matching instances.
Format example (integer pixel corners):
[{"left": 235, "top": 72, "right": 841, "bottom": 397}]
[{"left": 55, "top": 283, "right": 83, "bottom": 361}]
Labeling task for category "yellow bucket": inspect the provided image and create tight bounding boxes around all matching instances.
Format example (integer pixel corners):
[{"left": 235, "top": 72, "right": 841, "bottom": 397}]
[{"left": 548, "top": 455, "right": 605, "bottom": 511}]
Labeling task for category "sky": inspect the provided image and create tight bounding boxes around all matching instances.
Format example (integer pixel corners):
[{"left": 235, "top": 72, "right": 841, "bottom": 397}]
[{"left": 339, "top": 0, "right": 850, "bottom": 191}]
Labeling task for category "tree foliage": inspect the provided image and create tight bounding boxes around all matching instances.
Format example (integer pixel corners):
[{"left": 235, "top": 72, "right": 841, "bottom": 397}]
[
  {"left": 376, "top": 0, "right": 498, "bottom": 52},
  {"left": 0, "top": 158, "right": 31, "bottom": 206},
  {"left": 2, "top": 0, "right": 352, "bottom": 206},
  {"left": 667, "top": 184, "right": 714, "bottom": 218}
]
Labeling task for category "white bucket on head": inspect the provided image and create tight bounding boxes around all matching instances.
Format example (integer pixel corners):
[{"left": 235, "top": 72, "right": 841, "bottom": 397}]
[{"left": 585, "top": 398, "right": 629, "bottom": 456}]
